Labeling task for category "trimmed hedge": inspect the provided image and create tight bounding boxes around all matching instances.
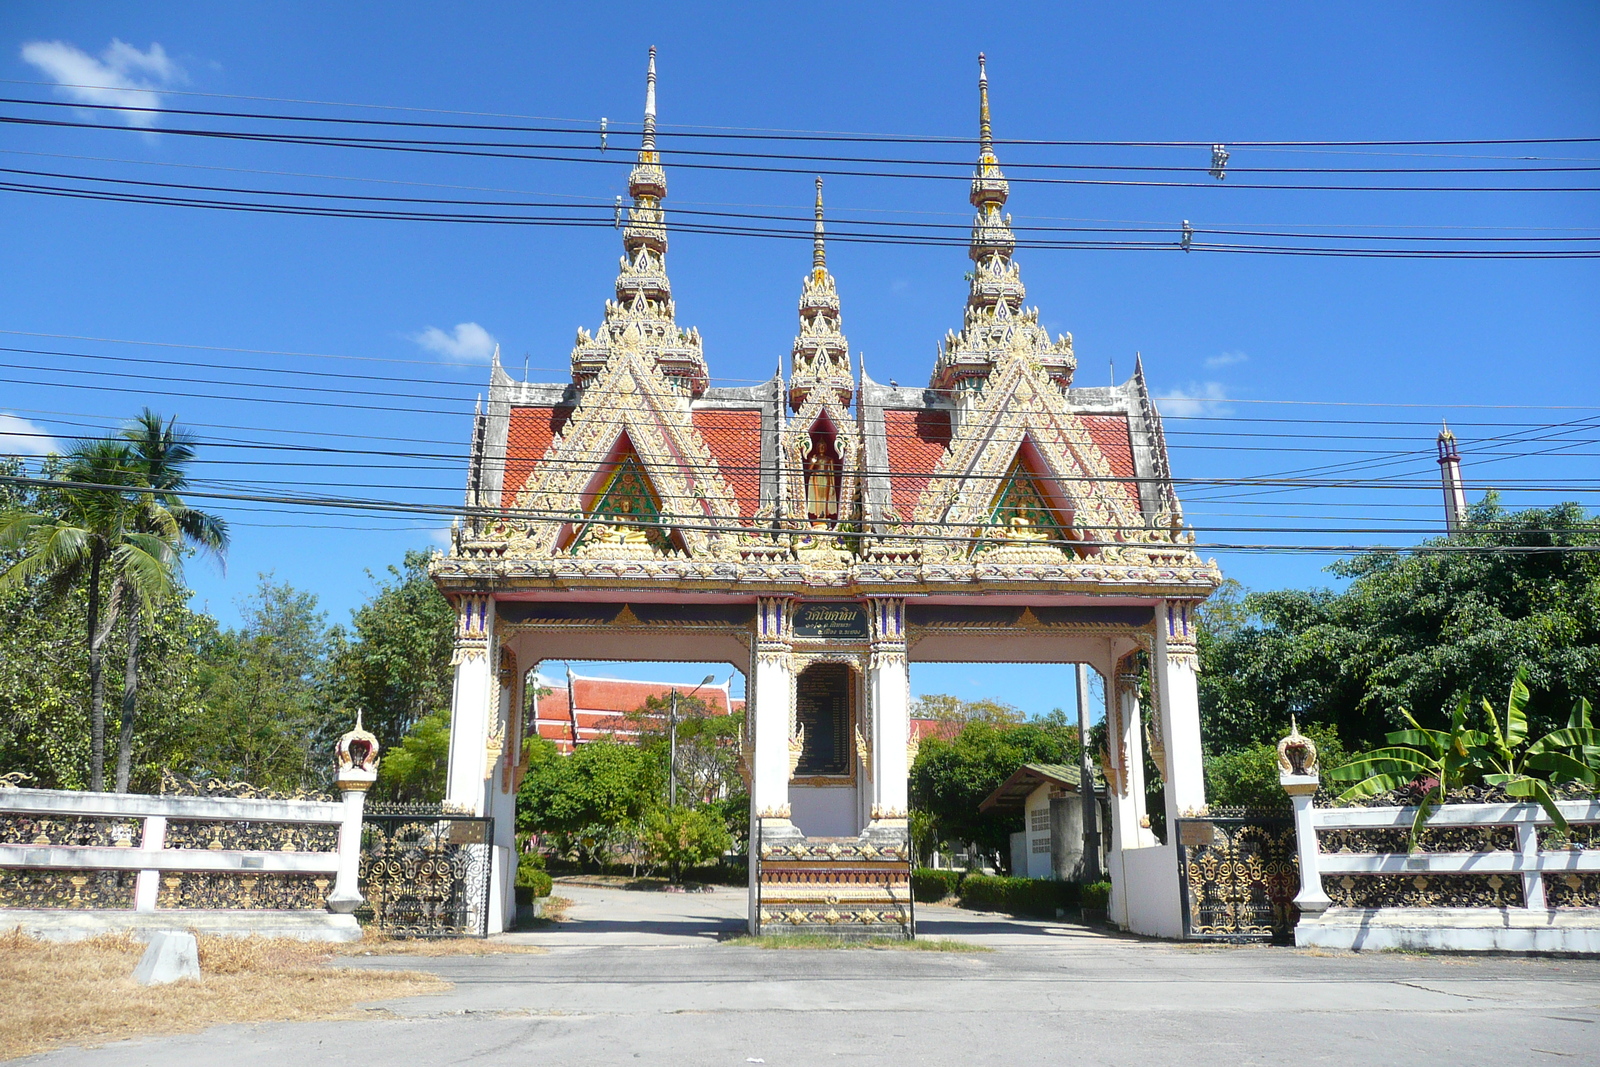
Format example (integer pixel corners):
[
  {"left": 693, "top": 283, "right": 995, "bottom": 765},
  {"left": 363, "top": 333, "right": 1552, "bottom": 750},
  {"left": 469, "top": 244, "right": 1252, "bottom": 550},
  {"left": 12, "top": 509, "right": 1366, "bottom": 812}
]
[
  {"left": 1081, "top": 880, "right": 1111, "bottom": 910},
  {"left": 911, "top": 868, "right": 965, "bottom": 903},
  {"left": 517, "top": 851, "right": 553, "bottom": 897},
  {"left": 958, "top": 875, "right": 1081, "bottom": 916}
]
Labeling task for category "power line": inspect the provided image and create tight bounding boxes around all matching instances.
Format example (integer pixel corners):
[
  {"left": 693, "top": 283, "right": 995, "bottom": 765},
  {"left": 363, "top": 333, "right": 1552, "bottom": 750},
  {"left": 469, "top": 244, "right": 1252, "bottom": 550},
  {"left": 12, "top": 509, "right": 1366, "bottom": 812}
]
[
  {"left": 3, "top": 472, "right": 1595, "bottom": 555},
  {"left": 7, "top": 166, "right": 1597, "bottom": 249},
  {"left": 6, "top": 92, "right": 1599, "bottom": 150},
  {"left": 6, "top": 111, "right": 1599, "bottom": 194}
]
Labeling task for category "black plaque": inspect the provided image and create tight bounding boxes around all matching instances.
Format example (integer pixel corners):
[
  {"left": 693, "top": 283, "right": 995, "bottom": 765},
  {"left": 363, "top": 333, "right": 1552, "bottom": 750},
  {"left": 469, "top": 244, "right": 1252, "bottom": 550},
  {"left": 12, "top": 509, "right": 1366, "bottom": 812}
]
[
  {"left": 793, "top": 603, "right": 868, "bottom": 640},
  {"left": 795, "top": 662, "right": 852, "bottom": 776}
]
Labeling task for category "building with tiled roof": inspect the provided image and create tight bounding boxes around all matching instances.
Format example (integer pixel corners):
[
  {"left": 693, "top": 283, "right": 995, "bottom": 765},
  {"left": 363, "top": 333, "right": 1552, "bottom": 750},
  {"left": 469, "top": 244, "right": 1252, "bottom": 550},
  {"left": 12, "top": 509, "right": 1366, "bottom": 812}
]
[
  {"left": 432, "top": 49, "right": 1220, "bottom": 940},
  {"left": 531, "top": 671, "right": 744, "bottom": 753}
]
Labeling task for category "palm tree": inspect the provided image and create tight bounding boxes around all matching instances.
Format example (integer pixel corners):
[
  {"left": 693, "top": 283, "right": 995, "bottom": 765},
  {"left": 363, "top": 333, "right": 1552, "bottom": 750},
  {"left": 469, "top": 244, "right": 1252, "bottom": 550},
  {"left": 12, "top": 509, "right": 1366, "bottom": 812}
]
[
  {"left": 113, "top": 411, "right": 229, "bottom": 791},
  {"left": 0, "top": 440, "right": 178, "bottom": 791}
]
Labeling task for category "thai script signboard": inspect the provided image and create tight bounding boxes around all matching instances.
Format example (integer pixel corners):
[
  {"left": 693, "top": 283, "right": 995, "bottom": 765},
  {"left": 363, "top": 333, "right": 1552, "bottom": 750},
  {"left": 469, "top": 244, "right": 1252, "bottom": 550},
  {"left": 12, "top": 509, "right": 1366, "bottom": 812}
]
[{"left": 793, "top": 603, "right": 868, "bottom": 639}]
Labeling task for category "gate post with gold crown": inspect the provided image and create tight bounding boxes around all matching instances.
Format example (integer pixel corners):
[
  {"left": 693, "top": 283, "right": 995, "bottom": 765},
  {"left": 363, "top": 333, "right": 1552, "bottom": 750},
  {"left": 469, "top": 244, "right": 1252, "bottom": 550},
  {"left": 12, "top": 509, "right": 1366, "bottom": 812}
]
[{"left": 328, "top": 715, "right": 379, "bottom": 915}]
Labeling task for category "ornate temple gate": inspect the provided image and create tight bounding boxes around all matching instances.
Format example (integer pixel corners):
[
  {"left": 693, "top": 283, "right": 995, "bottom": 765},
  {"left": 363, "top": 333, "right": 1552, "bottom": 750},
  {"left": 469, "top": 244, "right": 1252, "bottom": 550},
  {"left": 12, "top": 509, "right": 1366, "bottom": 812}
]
[
  {"left": 358, "top": 805, "right": 495, "bottom": 938},
  {"left": 1176, "top": 813, "right": 1300, "bottom": 942},
  {"left": 426, "top": 51, "right": 1222, "bottom": 938}
]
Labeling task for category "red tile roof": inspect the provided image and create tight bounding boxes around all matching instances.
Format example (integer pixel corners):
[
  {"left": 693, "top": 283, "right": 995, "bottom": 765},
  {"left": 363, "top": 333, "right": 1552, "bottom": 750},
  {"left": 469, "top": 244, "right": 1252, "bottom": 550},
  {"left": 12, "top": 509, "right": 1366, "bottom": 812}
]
[
  {"left": 503, "top": 405, "right": 572, "bottom": 508},
  {"left": 1079, "top": 413, "right": 1141, "bottom": 510},
  {"left": 883, "top": 409, "right": 952, "bottom": 521},
  {"left": 692, "top": 409, "right": 764, "bottom": 519},
  {"left": 910, "top": 718, "right": 962, "bottom": 742},
  {"left": 530, "top": 677, "right": 744, "bottom": 752}
]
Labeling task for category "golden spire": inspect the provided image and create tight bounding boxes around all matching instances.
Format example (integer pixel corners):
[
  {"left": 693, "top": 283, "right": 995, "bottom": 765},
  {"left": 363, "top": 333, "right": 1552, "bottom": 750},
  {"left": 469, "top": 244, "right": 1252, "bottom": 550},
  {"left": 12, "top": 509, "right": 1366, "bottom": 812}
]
[
  {"left": 978, "top": 52, "right": 993, "bottom": 156},
  {"left": 929, "top": 53, "right": 1075, "bottom": 394},
  {"left": 569, "top": 47, "right": 708, "bottom": 398},
  {"left": 641, "top": 45, "right": 658, "bottom": 154},
  {"left": 790, "top": 176, "right": 851, "bottom": 410},
  {"left": 813, "top": 175, "right": 827, "bottom": 273}
]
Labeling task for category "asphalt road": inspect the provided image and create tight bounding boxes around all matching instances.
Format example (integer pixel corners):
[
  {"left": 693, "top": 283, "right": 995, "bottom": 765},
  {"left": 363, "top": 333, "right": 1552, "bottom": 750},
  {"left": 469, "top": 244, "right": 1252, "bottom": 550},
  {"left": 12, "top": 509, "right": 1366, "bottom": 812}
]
[{"left": 26, "top": 883, "right": 1600, "bottom": 1067}]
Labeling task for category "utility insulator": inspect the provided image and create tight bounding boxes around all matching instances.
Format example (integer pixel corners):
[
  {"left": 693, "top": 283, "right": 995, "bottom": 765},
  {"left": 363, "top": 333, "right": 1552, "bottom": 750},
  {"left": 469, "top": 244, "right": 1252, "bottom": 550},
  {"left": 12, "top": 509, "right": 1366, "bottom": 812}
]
[
  {"left": 599, "top": 117, "right": 608, "bottom": 151},
  {"left": 1181, "top": 219, "right": 1194, "bottom": 252},
  {"left": 614, "top": 195, "right": 623, "bottom": 228},
  {"left": 1210, "top": 144, "right": 1229, "bottom": 180}
]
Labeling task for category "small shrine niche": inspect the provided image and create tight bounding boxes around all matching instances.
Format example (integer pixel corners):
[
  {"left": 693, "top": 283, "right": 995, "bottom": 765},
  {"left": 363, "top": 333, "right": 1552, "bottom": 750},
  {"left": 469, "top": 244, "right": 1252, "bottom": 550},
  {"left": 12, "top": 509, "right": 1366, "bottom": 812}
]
[
  {"left": 571, "top": 437, "right": 679, "bottom": 555},
  {"left": 803, "top": 423, "right": 843, "bottom": 528},
  {"left": 983, "top": 450, "right": 1081, "bottom": 554}
]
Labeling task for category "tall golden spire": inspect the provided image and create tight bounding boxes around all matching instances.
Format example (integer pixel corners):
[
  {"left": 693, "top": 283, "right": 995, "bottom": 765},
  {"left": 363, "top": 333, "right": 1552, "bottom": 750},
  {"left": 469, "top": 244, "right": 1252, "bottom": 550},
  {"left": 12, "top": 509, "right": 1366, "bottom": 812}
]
[
  {"left": 930, "top": 53, "right": 1074, "bottom": 395},
  {"left": 812, "top": 175, "right": 827, "bottom": 273},
  {"left": 570, "top": 47, "right": 708, "bottom": 398},
  {"left": 789, "top": 176, "right": 852, "bottom": 410}
]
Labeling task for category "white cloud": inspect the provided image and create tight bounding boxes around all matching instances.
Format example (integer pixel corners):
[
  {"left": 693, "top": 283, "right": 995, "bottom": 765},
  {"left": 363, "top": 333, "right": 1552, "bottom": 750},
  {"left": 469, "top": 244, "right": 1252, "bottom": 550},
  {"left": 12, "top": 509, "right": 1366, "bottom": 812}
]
[
  {"left": 0, "top": 413, "right": 60, "bottom": 455},
  {"left": 20, "top": 39, "right": 184, "bottom": 128},
  {"left": 1157, "top": 382, "right": 1232, "bottom": 418},
  {"left": 1205, "top": 351, "right": 1248, "bottom": 369},
  {"left": 428, "top": 526, "right": 454, "bottom": 547},
  {"left": 413, "top": 322, "right": 498, "bottom": 362}
]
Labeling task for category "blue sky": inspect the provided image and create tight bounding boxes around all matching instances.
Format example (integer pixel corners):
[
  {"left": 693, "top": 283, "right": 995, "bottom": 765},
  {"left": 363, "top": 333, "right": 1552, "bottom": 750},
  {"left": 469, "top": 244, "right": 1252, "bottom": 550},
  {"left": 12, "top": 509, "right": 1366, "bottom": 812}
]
[{"left": 1, "top": 2, "right": 1596, "bottom": 717}]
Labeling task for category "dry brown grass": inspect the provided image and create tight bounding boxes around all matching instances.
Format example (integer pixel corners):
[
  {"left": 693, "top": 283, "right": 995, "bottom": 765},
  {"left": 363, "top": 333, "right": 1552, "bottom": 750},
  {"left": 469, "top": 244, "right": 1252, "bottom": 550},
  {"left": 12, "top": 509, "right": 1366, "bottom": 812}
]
[
  {"left": 336, "top": 934, "right": 547, "bottom": 957},
  {"left": 0, "top": 928, "right": 447, "bottom": 1061}
]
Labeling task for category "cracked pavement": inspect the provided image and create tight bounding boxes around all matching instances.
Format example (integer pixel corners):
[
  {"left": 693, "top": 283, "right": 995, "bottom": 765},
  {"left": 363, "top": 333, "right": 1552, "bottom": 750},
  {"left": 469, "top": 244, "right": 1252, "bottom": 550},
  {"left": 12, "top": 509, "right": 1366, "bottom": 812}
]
[{"left": 24, "top": 883, "right": 1600, "bottom": 1066}]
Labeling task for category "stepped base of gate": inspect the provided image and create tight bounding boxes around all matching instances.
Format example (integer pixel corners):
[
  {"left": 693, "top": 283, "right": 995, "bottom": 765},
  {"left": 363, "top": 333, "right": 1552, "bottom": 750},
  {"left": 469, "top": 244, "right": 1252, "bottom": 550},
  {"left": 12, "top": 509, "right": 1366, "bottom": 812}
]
[{"left": 754, "top": 820, "right": 913, "bottom": 939}]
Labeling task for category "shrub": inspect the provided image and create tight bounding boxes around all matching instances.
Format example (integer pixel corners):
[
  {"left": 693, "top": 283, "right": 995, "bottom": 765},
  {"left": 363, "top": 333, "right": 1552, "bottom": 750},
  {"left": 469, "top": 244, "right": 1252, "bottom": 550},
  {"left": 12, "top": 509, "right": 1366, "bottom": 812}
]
[
  {"left": 911, "top": 868, "right": 964, "bottom": 903},
  {"left": 958, "top": 875, "right": 1080, "bottom": 916},
  {"left": 516, "top": 850, "right": 551, "bottom": 896},
  {"left": 641, "top": 805, "right": 732, "bottom": 882},
  {"left": 1080, "top": 880, "right": 1111, "bottom": 910}
]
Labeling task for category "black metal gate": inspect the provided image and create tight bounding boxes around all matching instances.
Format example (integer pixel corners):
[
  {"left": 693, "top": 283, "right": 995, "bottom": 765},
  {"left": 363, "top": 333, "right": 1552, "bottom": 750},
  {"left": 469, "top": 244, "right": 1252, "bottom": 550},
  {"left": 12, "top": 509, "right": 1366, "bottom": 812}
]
[
  {"left": 359, "top": 804, "right": 494, "bottom": 938},
  {"left": 1176, "top": 813, "right": 1299, "bottom": 943}
]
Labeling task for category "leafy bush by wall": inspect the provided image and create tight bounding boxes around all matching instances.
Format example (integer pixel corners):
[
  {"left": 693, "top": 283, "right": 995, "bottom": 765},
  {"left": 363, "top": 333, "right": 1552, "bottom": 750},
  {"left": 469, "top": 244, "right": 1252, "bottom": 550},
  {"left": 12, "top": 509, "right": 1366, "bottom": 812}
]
[
  {"left": 911, "top": 868, "right": 964, "bottom": 903},
  {"left": 958, "top": 875, "right": 1081, "bottom": 916},
  {"left": 1080, "top": 880, "right": 1111, "bottom": 910}
]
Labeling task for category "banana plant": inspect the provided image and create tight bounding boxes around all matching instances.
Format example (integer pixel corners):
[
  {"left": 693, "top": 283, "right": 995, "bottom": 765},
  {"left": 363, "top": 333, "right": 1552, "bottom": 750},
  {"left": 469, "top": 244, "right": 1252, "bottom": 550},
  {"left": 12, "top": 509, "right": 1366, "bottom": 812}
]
[
  {"left": 1471, "top": 672, "right": 1597, "bottom": 835},
  {"left": 1328, "top": 672, "right": 1599, "bottom": 849},
  {"left": 1326, "top": 696, "right": 1487, "bottom": 849},
  {"left": 1523, "top": 695, "right": 1600, "bottom": 793}
]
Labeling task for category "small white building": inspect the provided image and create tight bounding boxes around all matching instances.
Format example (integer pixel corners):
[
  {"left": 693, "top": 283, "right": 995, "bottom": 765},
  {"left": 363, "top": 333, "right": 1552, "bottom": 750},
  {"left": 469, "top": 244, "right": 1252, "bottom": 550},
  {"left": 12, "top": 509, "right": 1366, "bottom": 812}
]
[{"left": 980, "top": 763, "right": 1109, "bottom": 880}]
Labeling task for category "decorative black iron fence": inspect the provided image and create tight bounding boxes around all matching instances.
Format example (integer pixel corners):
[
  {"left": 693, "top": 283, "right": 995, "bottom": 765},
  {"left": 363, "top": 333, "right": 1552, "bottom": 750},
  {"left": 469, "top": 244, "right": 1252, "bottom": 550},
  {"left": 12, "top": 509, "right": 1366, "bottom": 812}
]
[
  {"left": 1176, "top": 813, "right": 1299, "bottom": 943},
  {"left": 359, "top": 804, "right": 494, "bottom": 938}
]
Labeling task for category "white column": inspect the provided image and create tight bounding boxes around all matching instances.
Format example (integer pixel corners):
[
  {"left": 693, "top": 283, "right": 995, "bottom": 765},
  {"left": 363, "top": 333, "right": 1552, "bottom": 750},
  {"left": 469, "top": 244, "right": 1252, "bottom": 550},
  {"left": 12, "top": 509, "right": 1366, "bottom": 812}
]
[
  {"left": 445, "top": 594, "right": 495, "bottom": 815},
  {"left": 751, "top": 655, "right": 795, "bottom": 821},
  {"left": 1153, "top": 599, "right": 1206, "bottom": 827},
  {"left": 1517, "top": 821, "right": 1546, "bottom": 911},
  {"left": 1106, "top": 654, "right": 1154, "bottom": 930},
  {"left": 1107, "top": 659, "right": 1154, "bottom": 853},
  {"left": 750, "top": 598, "right": 796, "bottom": 825},
  {"left": 133, "top": 815, "right": 166, "bottom": 912},
  {"left": 1287, "top": 789, "right": 1331, "bottom": 915},
  {"left": 867, "top": 598, "right": 909, "bottom": 822},
  {"left": 486, "top": 651, "right": 517, "bottom": 934},
  {"left": 327, "top": 788, "right": 370, "bottom": 914},
  {"left": 748, "top": 600, "right": 796, "bottom": 936}
]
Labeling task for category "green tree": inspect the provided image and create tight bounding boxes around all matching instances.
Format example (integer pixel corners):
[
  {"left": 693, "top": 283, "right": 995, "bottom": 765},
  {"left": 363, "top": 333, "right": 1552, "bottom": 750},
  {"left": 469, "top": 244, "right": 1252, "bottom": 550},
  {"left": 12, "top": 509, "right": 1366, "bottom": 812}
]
[
  {"left": 641, "top": 805, "right": 732, "bottom": 883},
  {"left": 189, "top": 576, "right": 333, "bottom": 791},
  {"left": 1199, "top": 499, "right": 1600, "bottom": 754},
  {"left": 516, "top": 737, "right": 661, "bottom": 866},
  {"left": 912, "top": 693, "right": 1026, "bottom": 725},
  {"left": 326, "top": 550, "right": 455, "bottom": 750},
  {"left": 374, "top": 708, "right": 452, "bottom": 802},
  {"left": 0, "top": 441, "right": 178, "bottom": 790},
  {"left": 627, "top": 692, "right": 745, "bottom": 806},
  {"left": 1203, "top": 722, "right": 1350, "bottom": 810},
  {"left": 909, "top": 720, "right": 1081, "bottom": 868},
  {"left": 113, "top": 411, "right": 229, "bottom": 791}
]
